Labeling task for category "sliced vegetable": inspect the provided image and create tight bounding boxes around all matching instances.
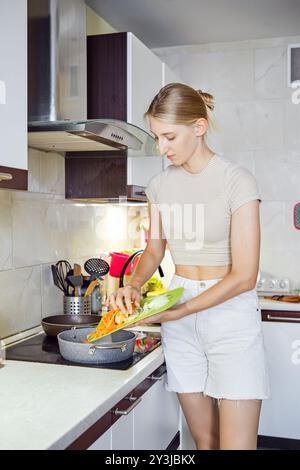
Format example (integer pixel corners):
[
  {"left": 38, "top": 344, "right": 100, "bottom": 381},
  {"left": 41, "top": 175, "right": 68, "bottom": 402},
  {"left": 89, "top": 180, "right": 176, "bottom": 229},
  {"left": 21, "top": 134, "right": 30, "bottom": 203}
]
[
  {"left": 85, "top": 305, "right": 138, "bottom": 343},
  {"left": 85, "top": 288, "right": 184, "bottom": 342}
]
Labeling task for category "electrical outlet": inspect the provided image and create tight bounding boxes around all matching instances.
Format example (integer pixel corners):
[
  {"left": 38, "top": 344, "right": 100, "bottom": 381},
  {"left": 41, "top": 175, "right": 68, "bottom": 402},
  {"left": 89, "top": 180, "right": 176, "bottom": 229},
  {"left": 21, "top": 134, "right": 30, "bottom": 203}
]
[{"left": 256, "top": 276, "right": 290, "bottom": 294}]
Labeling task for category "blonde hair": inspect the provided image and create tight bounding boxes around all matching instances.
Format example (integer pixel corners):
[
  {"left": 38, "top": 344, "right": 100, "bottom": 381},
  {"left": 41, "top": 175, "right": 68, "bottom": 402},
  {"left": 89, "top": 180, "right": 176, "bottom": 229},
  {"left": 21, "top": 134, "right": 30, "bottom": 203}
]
[{"left": 144, "top": 83, "right": 218, "bottom": 132}]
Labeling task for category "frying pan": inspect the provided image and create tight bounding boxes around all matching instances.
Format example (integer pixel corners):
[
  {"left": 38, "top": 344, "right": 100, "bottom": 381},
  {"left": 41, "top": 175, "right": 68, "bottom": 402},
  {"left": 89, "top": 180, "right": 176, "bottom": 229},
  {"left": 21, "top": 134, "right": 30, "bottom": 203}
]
[
  {"left": 41, "top": 315, "right": 100, "bottom": 337},
  {"left": 57, "top": 327, "right": 136, "bottom": 364}
]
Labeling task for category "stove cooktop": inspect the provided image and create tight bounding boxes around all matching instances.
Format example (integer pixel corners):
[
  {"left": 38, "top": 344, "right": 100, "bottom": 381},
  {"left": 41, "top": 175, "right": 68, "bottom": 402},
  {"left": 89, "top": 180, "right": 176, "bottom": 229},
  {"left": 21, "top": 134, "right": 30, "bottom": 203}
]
[{"left": 5, "top": 331, "right": 161, "bottom": 371}]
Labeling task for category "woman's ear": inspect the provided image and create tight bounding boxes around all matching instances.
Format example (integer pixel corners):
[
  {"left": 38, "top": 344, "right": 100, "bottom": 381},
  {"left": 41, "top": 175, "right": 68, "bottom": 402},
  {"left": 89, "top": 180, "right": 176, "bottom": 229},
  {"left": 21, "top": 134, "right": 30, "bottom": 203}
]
[{"left": 194, "top": 118, "right": 208, "bottom": 137}]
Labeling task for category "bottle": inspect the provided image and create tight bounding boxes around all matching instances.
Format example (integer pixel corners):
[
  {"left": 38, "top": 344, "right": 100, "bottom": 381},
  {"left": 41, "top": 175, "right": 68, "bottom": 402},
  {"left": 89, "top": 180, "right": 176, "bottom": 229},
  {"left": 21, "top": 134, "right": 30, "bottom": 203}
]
[{"left": 91, "top": 284, "right": 103, "bottom": 314}]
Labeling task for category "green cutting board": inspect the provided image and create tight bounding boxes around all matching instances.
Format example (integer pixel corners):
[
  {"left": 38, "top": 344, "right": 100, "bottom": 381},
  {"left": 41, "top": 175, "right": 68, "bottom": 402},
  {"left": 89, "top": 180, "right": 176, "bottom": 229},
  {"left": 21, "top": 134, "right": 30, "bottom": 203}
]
[{"left": 88, "top": 287, "right": 184, "bottom": 342}]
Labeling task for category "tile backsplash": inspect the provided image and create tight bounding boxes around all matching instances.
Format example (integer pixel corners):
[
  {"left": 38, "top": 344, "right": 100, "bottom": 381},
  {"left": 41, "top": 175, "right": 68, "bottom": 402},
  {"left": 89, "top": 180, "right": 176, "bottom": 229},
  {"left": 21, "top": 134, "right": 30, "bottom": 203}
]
[
  {"left": 154, "top": 35, "right": 300, "bottom": 289},
  {"left": 0, "top": 149, "right": 146, "bottom": 339}
]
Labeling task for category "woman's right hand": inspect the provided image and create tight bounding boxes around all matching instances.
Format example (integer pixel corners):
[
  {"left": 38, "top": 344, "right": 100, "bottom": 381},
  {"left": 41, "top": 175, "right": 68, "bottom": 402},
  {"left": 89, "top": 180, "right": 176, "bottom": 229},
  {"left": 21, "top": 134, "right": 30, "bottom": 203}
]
[{"left": 106, "top": 285, "right": 141, "bottom": 315}]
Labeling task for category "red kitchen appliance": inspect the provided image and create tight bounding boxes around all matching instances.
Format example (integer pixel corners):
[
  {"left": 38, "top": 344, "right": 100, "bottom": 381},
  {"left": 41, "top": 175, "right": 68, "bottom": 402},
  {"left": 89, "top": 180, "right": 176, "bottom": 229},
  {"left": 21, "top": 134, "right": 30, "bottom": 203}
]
[{"left": 109, "top": 251, "right": 139, "bottom": 278}]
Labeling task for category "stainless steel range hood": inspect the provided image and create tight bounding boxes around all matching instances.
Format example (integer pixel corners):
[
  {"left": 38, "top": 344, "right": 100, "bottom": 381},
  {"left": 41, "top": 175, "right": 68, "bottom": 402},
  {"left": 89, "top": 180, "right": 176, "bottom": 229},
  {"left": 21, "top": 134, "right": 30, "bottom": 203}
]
[
  {"left": 28, "top": 0, "right": 156, "bottom": 155},
  {"left": 28, "top": 118, "right": 156, "bottom": 155}
]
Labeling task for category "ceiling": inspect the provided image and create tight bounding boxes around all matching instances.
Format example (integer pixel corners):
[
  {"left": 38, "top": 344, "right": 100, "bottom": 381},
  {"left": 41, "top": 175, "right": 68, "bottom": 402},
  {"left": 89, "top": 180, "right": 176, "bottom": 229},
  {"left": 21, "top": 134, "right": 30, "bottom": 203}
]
[{"left": 86, "top": 0, "right": 300, "bottom": 48}]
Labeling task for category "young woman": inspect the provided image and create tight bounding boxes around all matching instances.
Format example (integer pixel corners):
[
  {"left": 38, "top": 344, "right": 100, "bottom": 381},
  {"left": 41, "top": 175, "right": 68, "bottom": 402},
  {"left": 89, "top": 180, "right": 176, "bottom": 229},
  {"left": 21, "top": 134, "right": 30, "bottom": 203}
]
[{"left": 107, "top": 83, "right": 269, "bottom": 450}]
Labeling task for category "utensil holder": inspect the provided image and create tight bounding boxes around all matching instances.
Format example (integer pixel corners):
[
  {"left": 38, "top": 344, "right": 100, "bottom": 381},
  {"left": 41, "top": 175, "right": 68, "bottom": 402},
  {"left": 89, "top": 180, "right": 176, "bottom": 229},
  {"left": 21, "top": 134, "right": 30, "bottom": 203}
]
[{"left": 63, "top": 296, "right": 91, "bottom": 315}]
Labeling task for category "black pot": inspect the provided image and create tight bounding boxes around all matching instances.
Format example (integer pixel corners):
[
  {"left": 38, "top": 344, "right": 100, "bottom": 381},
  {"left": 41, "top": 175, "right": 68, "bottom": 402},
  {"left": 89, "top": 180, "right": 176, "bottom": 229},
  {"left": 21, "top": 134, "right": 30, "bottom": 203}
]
[{"left": 41, "top": 315, "right": 100, "bottom": 337}]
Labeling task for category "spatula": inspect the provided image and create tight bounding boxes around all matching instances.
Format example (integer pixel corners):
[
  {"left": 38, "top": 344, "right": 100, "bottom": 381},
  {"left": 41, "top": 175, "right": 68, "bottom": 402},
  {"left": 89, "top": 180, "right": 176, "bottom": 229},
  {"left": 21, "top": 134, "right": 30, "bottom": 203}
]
[
  {"left": 67, "top": 275, "right": 84, "bottom": 297},
  {"left": 73, "top": 264, "right": 82, "bottom": 296},
  {"left": 84, "top": 258, "right": 110, "bottom": 280},
  {"left": 84, "top": 279, "right": 98, "bottom": 298}
]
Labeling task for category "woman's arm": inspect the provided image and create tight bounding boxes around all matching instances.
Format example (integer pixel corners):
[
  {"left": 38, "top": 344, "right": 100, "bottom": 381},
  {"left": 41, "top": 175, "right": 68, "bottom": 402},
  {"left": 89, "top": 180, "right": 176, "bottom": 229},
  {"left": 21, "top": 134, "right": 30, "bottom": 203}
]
[
  {"left": 138, "top": 199, "right": 260, "bottom": 324},
  {"left": 108, "top": 202, "right": 167, "bottom": 314}
]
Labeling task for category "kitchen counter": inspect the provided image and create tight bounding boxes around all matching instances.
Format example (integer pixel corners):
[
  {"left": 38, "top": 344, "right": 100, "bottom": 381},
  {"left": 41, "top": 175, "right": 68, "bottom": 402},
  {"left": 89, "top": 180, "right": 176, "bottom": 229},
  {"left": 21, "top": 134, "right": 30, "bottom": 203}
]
[
  {"left": 259, "top": 298, "right": 300, "bottom": 312},
  {"left": 0, "top": 326, "right": 164, "bottom": 450},
  {"left": 1, "top": 297, "right": 299, "bottom": 450}
]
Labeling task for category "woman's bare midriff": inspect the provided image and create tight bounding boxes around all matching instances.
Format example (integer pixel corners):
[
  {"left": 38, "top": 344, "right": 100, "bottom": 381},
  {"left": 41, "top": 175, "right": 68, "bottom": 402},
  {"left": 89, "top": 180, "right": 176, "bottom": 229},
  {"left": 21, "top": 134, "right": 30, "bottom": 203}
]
[{"left": 175, "top": 264, "right": 231, "bottom": 281}]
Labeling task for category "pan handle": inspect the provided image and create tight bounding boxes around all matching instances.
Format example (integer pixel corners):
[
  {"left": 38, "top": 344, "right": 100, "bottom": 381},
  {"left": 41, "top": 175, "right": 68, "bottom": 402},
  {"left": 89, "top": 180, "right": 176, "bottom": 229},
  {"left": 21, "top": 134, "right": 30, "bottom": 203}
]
[{"left": 88, "top": 342, "right": 128, "bottom": 355}]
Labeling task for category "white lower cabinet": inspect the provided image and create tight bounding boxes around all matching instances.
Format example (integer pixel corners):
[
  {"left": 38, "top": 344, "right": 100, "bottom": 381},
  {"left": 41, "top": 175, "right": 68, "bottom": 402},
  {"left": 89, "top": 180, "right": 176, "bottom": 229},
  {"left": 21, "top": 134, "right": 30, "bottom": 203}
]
[
  {"left": 111, "top": 413, "right": 134, "bottom": 450},
  {"left": 259, "top": 317, "right": 300, "bottom": 440},
  {"left": 86, "top": 365, "right": 180, "bottom": 450},
  {"left": 180, "top": 411, "right": 196, "bottom": 450},
  {"left": 134, "top": 375, "right": 179, "bottom": 450},
  {"left": 88, "top": 428, "right": 112, "bottom": 450}
]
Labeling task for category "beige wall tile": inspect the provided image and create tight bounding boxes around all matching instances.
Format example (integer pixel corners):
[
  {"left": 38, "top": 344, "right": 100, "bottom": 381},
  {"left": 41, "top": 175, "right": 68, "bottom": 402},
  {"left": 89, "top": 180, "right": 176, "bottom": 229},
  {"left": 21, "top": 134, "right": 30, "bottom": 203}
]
[
  {"left": 254, "top": 47, "right": 289, "bottom": 99},
  {"left": 39, "top": 151, "right": 65, "bottom": 195},
  {"left": 0, "top": 191, "right": 12, "bottom": 270},
  {"left": 12, "top": 193, "right": 69, "bottom": 268},
  {"left": 28, "top": 148, "right": 41, "bottom": 192},
  {"left": 0, "top": 266, "right": 42, "bottom": 339},
  {"left": 255, "top": 150, "right": 300, "bottom": 201}
]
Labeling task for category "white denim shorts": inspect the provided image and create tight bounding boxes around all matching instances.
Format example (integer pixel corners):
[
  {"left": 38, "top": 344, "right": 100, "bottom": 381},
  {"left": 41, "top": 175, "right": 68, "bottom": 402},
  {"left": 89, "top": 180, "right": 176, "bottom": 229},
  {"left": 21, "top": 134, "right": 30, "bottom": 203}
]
[{"left": 161, "top": 274, "right": 270, "bottom": 399}]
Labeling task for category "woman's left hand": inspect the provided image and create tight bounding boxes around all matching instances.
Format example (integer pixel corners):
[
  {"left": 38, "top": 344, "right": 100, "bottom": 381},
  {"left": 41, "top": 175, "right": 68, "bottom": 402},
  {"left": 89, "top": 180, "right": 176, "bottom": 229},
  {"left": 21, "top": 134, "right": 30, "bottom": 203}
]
[{"left": 134, "top": 303, "right": 189, "bottom": 326}]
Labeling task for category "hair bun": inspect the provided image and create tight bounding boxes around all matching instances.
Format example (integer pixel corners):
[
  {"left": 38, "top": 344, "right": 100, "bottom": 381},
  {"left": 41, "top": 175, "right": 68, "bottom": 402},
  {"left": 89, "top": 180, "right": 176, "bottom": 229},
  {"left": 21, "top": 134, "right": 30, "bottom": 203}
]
[{"left": 197, "top": 89, "right": 215, "bottom": 111}]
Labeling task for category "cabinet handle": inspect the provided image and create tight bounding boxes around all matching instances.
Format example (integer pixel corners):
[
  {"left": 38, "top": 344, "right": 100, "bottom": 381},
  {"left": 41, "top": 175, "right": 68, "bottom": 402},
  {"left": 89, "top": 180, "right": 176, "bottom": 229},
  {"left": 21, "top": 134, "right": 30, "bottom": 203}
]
[
  {"left": 135, "top": 191, "right": 146, "bottom": 196},
  {"left": 113, "top": 396, "right": 142, "bottom": 416},
  {"left": 125, "top": 393, "right": 138, "bottom": 402},
  {"left": 0, "top": 172, "right": 13, "bottom": 182},
  {"left": 149, "top": 373, "right": 165, "bottom": 381},
  {"left": 267, "top": 314, "right": 300, "bottom": 322}
]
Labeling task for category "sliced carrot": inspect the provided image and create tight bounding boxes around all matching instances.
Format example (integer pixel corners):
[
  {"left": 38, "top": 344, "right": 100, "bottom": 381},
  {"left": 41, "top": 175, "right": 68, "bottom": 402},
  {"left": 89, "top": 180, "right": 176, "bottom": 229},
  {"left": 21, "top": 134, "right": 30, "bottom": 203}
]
[{"left": 85, "top": 305, "right": 136, "bottom": 342}]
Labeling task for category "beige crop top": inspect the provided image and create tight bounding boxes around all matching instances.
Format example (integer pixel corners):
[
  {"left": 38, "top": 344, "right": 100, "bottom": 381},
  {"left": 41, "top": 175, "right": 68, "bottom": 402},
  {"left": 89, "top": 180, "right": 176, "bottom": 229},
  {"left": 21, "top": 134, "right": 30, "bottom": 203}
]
[{"left": 145, "top": 154, "right": 261, "bottom": 266}]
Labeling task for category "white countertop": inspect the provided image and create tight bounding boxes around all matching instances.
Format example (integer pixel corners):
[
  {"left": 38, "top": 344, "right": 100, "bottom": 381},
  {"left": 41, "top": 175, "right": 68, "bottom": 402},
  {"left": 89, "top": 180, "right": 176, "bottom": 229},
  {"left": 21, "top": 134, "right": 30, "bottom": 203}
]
[
  {"left": 259, "top": 298, "right": 300, "bottom": 312},
  {"left": 0, "top": 327, "right": 164, "bottom": 450},
  {"left": 1, "top": 297, "right": 299, "bottom": 451}
]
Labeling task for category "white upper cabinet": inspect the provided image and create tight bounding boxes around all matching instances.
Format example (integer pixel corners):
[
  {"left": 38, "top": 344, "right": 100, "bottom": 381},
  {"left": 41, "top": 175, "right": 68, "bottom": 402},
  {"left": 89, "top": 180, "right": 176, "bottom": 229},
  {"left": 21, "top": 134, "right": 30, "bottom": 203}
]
[
  {"left": 127, "top": 33, "right": 163, "bottom": 131},
  {"left": 0, "top": 0, "right": 27, "bottom": 175}
]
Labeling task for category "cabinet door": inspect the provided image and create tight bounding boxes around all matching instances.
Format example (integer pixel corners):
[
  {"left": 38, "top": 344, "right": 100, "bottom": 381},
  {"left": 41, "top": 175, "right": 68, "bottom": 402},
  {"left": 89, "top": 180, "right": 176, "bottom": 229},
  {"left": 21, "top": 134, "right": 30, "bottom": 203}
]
[
  {"left": 111, "top": 413, "right": 134, "bottom": 450},
  {"left": 179, "top": 410, "right": 196, "bottom": 450},
  {"left": 134, "top": 374, "right": 179, "bottom": 450},
  {"left": 0, "top": 0, "right": 27, "bottom": 171},
  {"left": 88, "top": 428, "right": 112, "bottom": 450},
  {"left": 127, "top": 33, "right": 163, "bottom": 131},
  {"left": 259, "top": 319, "right": 300, "bottom": 439}
]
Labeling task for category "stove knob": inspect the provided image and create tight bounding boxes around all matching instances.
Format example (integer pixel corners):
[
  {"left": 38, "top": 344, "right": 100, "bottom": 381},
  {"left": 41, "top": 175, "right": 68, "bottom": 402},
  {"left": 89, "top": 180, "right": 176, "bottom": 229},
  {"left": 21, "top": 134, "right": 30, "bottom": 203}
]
[
  {"left": 268, "top": 279, "right": 276, "bottom": 289},
  {"left": 279, "top": 279, "right": 286, "bottom": 289}
]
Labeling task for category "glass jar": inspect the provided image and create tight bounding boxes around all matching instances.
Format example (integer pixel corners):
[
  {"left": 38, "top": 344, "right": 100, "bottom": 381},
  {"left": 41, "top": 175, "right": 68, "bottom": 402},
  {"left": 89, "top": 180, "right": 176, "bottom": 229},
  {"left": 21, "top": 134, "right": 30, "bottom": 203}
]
[{"left": 91, "top": 284, "right": 103, "bottom": 314}]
